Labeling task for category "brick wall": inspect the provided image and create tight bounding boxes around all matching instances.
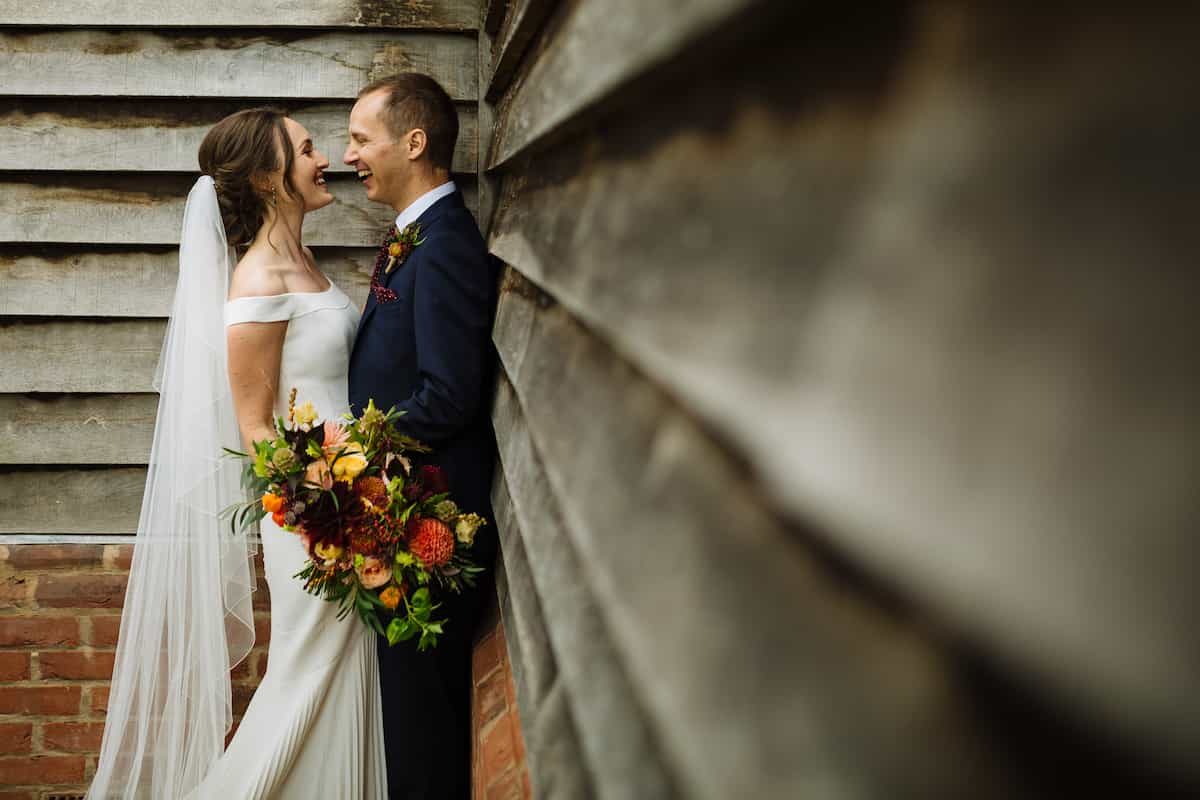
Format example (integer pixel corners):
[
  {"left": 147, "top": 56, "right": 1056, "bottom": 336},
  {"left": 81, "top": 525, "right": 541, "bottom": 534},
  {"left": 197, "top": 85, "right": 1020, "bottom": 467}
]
[
  {"left": 0, "top": 543, "right": 271, "bottom": 800},
  {"left": 2, "top": 543, "right": 529, "bottom": 799},
  {"left": 472, "top": 617, "right": 531, "bottom": 800}
]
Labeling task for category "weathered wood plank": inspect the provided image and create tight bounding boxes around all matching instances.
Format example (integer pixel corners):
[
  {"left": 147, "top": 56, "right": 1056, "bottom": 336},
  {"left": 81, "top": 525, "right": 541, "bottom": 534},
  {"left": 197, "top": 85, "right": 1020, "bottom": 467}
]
[
  {"left": 0, "top": 468, "right": 144, "bottom": 534},
  {"left": 483, "top": 0, "right": 508, "bottom": 37},
  {"left": 1, "top": 319, "right": 164, "bottom": 393},
  {"left": 0, "top": 31, "right": 477, "bottom": 100},
  {"left": 486, "top": 0, "right": 557, "bottom": 103},
  {"left": 525, "top": 679, "right": 595, "bottom": 800},
  {"left": 0, "top": 100, "right": 479, "bottom": 174},
  {"left": 0, "top": 0, "right": 479, "bottom": 29},
  {"left": 487, "top": 0, "right": 753, "bottom": 167},
  {"left": 0, "top": 246, "right": 376, "bottom": 317},
  {"left": 0, "top": 394, "right": 157, "bottom": 465},
  {"left": 491, "top": 479, "right": 558, "bottom": 712},
  {"left": 489, "top": 6, "right": 1200, "bottom": 778},
  {"left": 0, "top": 175, "right": 476, "bottom": 247},
  {"left": 492, "top": 386, "right": 676, "bottom": 799},
  {"left": 491, "top": 283, "right": 1027, "bottom": 799}
]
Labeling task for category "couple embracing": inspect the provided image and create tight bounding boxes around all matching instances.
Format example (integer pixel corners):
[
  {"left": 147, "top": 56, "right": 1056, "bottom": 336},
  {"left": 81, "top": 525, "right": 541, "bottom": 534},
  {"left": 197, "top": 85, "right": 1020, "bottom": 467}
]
[{"left": 88, "top": 74, "right": 498, "bottom": 799}]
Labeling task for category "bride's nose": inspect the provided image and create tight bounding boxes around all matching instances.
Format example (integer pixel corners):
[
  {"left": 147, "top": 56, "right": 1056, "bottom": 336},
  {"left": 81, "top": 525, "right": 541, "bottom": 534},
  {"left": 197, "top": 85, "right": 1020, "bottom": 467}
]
[{"left": 315, "top": 150, "right": 330, "bottom": 170}]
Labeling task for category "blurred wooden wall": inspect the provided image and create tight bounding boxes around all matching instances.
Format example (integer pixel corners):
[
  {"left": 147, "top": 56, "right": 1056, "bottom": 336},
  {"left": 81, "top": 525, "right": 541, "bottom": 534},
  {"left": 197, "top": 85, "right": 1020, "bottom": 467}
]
[
  {"left": 478, "top": 2, "right": 1200, "bottom": 798},
  {"left": 0, "top": 1, "right": 480, "bottom": 535}
]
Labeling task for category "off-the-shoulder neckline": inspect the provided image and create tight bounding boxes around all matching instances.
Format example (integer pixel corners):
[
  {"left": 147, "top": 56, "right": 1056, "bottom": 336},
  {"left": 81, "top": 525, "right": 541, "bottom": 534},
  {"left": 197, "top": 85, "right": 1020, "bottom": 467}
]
[{"left": 225, "top": 281, "right": 336, "bottom": 304}]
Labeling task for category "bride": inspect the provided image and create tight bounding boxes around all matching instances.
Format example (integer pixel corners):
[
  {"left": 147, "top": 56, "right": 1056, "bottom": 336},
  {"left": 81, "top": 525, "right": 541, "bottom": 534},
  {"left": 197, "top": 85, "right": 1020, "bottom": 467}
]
[{"left": 88, "top": 109, "right": 387, "bottom": 798}]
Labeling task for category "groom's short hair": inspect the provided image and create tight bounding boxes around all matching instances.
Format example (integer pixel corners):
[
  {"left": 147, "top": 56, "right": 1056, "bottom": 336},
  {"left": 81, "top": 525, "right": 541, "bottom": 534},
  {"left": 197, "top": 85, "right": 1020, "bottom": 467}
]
[{"left": 359, "top": 73, "right": 459, "bottom": 171}]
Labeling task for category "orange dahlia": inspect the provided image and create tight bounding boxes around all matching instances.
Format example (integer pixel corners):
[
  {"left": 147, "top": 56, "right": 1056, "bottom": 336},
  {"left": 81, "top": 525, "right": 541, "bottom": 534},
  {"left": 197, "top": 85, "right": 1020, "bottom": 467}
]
[{"left": 407, "top": 517, "right": 455, "bottom": 567}]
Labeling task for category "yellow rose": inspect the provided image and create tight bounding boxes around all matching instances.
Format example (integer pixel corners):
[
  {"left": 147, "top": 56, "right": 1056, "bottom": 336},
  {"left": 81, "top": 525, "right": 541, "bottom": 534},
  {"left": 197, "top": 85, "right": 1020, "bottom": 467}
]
[
  {"left": 331, "top": 442, "right": 368, "bottom": 482},
  {"left": 314, "top": 541, "right": 343, "bottom": 562},
  {"left": 388, "top": 242, "right": 403, "bottom": 257},
  {"left": 294, "top": 400, "right": 318, "bottom": 428}
]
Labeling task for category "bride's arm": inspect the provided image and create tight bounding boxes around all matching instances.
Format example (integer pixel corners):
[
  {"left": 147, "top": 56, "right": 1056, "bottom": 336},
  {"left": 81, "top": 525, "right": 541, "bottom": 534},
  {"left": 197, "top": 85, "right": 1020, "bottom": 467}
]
[{"left": 227, "top": 321, "right": 288, "bottom": 452}]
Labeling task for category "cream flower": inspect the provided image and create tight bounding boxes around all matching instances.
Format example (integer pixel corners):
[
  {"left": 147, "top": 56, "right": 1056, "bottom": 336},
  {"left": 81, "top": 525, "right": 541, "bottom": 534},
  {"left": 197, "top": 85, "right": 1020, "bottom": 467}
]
[
  {"left": 355, "top": 556, "right": 392, "bottom": 589},
  {"left": 294, "top": 400, "right": 318, "bottom": 428}
]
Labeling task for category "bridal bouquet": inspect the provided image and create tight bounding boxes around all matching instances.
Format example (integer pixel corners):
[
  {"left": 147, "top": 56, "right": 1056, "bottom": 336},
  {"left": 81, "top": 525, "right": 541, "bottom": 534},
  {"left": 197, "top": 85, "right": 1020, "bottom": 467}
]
[{"left": 224, "top": 389, "right": 487, "bottom": 651}]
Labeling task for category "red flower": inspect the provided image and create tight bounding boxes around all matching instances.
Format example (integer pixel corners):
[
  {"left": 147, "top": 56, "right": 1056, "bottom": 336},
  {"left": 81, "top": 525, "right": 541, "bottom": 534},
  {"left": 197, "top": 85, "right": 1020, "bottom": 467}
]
[
  {"left": 407, "top": 516, "right": 455, "bottom": 567},
  {"left": 420, "top": 465, "right": 449, "bottom": 495}
]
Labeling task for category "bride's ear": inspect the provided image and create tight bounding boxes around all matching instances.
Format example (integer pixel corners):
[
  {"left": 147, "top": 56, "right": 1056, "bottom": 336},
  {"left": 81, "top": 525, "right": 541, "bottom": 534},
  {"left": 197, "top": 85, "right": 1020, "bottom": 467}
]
[{"left": 405, "top": 128, "right": 428, "bottom": 161}]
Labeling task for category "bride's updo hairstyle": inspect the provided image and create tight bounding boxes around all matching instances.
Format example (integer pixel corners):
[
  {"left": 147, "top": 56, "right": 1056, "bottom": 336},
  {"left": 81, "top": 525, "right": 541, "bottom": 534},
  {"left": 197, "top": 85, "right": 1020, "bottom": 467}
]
[{"left": 198, "top": 107, "right": 299, "bottom": 247}]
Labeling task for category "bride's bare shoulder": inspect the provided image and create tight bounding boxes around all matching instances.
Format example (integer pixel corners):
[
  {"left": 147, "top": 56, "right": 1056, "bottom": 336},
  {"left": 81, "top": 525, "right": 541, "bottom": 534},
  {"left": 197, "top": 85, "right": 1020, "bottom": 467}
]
[{"left": 228, "top": 251, "right": 289, "bottom": 301}]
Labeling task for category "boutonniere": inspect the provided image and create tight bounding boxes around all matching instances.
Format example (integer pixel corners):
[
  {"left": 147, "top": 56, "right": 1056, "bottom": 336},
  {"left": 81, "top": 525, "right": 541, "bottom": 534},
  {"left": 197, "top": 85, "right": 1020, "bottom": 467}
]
[{"left": 383, "top": 223, "right": 425, "bottom": 275}]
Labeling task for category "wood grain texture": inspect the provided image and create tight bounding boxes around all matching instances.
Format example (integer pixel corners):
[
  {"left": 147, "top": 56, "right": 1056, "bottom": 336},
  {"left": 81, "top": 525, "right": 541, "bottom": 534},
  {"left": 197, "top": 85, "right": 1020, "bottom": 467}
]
[
  {"left": 487, "top": 0, "right": 754, "bottom": 167},
  {"left": 0, "top": 468, "right": 145, "bottom": 534},
  {"left": 485, "top": 0, "right": 556, "bottom": 103},
  {"left": 0, "top": 394, "right": 157, "bottom": 465},
  {"left": 2, "top": 319, "right": 165, "bottom": 393},
  {"left": 0, "top": 175, "right": 476, "bottom": 247},
  {"left": 489, "top": 6, "right": 1200, "bottom": 776},
  {"left": 0, "top": 0, "right": 479, "bottom": 29},
  {"left": 491, "top": 481, "right": 558, "bottom": 712},
  {"left": 483, "top": 0, "right": 508, "bottom": 36},
  {"left": 492, "top": 384, "right": 676, "bottom": 799},
  {"left": 0, "top": 246, "right": 376, "bottom": 317},
  {"left": 0, "top": 30, "right": 477, "bottom": 100},
  {"left": 0, "top": 100, "right": 479, "bottom": 174},
  {"left": 491, "top": 279, "right": 1024, "bottom": 799}
]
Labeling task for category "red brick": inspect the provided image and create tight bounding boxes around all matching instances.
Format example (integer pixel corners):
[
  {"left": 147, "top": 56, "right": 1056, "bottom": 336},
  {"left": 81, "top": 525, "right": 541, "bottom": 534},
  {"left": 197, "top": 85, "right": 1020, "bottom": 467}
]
[
  {"left": 481, "top": 712, "right": 516, "bottom": 785},
  {"left": 3, "top": 544, "right": 104, "bottom": 570},
  {"left": 42, "top": 722, "right": 106, "bottom": 753},
  {"left": 0, "top": 685, "right": 81, "bottom": 715},
  {"left": 0, "top": 652, "right": 30, "bottom": 681},
  {"left": 36, "top": 574, "right": 127, "bottom": 608},
  {"left": 0, "top": 790, "right": 36, "bottom": 800},
  {"left": 104, "top": 544, "right": 134, "bottom": 571},
  {"left": 0, "top": 723, "right": 32, "bottom": 754},
  {"left": 504, "top": 664, "right": 518, "bottom": 713},
  {"left": 0, "top": 575, "right": 32, "bottom": 605},
  {"left": 0, "top": 755, "right": 85, "bottom": 785},
  {"left": 476, "top": 668, "right": 508, "bottom": 727},
  {"left": 472, "top": 630, "right": 502, "bottom": 681},
  {"left": 89, "top": 614, "right": 123, "bottom": 647},
  {"left": 486, "top": 768, "right": 523, "bottom": 800},
  {"left": 88, "top": 685, "right": 110, "bottom": 715},
  {"left": 232, "top": 683, "right": 258, "bottom": 717},
  {"left": 0, "top": 617, "right": 79, "bottom": 647},
  {"left": 40, "top": 651, "right": 116, "bottom": 681},
  {"left": 511, "top": 706, "right": 527, "bottom": 767}
]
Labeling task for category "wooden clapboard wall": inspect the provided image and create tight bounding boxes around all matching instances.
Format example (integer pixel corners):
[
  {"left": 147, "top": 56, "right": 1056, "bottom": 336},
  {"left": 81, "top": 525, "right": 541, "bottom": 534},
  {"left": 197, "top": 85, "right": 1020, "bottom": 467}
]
[
  {"left": 0, "top": 2, "right": 480, "bottom": 535},
  {"left": 478, "top": 2, "right": 1200, "bottom": 798}
]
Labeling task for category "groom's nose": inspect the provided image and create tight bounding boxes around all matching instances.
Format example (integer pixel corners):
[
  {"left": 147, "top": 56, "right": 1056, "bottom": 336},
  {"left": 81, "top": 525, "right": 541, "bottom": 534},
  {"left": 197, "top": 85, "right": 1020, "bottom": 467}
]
[{"left": 343, "top": 144, "right": 356, "bottom": 166}]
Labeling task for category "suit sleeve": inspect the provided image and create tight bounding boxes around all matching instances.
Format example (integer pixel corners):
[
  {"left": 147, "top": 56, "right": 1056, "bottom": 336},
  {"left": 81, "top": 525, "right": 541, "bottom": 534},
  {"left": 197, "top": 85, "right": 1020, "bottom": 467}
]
[{"left": 395, "top": 230, "right": 492, "bottom": 444}]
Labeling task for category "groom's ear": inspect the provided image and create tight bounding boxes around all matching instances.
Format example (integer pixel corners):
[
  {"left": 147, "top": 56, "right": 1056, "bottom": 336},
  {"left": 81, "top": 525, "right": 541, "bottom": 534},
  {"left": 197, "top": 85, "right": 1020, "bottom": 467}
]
[{"left": 404, "top": 128, "right": 428, "bottom": 162}]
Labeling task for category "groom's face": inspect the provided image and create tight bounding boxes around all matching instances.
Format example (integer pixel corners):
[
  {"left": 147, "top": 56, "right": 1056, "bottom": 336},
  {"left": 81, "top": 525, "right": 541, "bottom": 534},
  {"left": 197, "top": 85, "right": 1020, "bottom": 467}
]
[{"left": 344, "top": 89, "right": 409, "bottom": 211}]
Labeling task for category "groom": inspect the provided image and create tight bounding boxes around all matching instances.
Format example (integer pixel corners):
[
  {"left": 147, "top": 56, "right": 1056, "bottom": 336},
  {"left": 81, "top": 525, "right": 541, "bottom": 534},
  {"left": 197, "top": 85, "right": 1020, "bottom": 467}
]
[{"left": 345, "top": 73, "right": 499, "bottom": 798}]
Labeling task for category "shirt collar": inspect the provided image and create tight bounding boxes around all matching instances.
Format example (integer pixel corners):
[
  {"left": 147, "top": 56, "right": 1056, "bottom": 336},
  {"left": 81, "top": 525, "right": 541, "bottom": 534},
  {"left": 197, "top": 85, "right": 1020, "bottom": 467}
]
[{"left": 395, "top": 180, "right": 457, "bottom": 232}]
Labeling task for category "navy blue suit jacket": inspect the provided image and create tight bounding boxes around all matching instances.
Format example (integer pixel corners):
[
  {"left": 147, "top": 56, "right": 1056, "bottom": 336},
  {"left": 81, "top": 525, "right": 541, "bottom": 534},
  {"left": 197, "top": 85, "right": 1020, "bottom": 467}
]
[{"left": 348, "top": 190, "right": 499, "bottom": 541}]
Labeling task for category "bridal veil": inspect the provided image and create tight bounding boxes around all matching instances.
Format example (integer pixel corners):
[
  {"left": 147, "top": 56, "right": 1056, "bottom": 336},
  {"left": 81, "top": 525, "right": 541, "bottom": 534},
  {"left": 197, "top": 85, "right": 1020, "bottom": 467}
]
[{"left": 88, "top": 176, "right": 256, "bottom": 799}]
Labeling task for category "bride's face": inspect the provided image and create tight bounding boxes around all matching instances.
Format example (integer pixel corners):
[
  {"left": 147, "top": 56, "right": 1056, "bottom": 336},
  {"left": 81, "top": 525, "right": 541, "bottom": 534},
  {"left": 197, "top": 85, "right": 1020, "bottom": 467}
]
[{"left": 280, "top": 117, "right": 334, "bottom": 213}]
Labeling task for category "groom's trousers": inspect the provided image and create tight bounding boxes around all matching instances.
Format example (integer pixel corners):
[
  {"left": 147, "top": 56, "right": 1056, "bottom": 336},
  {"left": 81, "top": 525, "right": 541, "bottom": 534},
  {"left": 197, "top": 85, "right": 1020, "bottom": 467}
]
[{"left": 377, "top": 534, "right": 497, "bottom": 799}]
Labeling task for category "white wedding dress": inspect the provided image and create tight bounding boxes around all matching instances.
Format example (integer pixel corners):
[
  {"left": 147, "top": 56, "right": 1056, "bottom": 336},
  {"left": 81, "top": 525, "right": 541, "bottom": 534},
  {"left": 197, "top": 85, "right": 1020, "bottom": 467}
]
[{"left": 190, "top": 280, "right": 388, "bottom": 799}]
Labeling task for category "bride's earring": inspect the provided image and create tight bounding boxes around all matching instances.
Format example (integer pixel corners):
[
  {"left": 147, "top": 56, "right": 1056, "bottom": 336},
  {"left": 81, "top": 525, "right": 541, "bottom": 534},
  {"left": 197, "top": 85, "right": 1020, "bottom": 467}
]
[{"left": 270, "top": 185, "right": 277, "bottom": 207}]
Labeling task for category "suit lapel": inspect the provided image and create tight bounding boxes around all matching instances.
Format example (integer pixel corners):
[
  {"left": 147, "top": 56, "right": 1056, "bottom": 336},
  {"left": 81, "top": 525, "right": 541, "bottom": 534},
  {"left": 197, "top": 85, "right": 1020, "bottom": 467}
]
[{"left": 353, "top": 190, "right": 464, "bottom": 338}]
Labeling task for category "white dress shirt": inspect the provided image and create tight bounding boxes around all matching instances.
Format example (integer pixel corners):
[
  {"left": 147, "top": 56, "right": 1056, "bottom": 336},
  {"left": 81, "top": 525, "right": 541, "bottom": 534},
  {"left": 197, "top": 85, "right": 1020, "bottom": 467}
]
[{"left": 395, "top": 180, "right": 457, "bottom": 231}]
